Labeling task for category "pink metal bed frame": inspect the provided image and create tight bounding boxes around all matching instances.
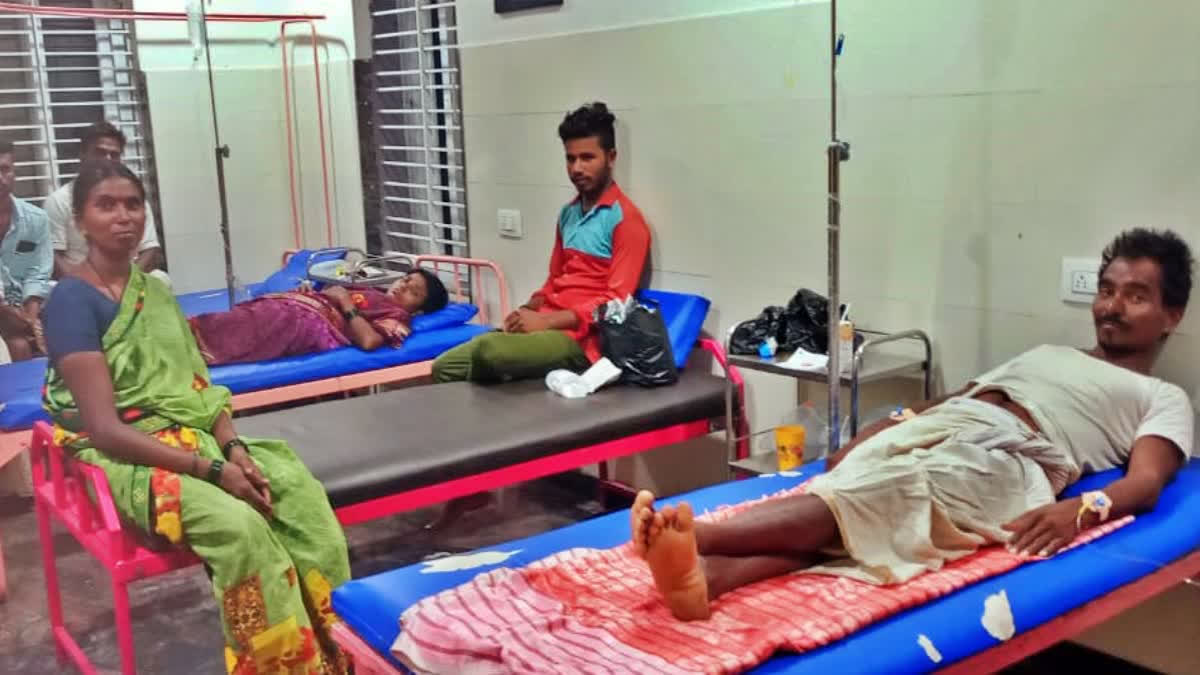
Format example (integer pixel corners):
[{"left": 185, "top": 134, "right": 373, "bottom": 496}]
[
  {"left": 324, "top": 537, "right": 1200, "bottom": 675},
  {"left": 0, "top": 254, "right": 506, "bottom": 605},
  {"left": 30, "top": 338, "right": 745, "bottom": 674}
]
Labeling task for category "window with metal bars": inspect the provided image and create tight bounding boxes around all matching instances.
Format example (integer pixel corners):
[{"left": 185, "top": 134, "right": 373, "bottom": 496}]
[
  {"left": 369, "top": 0, "right": 467, "bottom": 257},
  {"left": 0, "top": 0, "right": 158, "bottom": 228}
]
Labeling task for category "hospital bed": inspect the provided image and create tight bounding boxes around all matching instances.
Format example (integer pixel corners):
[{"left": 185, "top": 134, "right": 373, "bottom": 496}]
[
  {"left": 29, "top": 288, "right": 742, "bottom": 674},
  {"left": 327, "top": 457, "right": 1200, "bottom": 674},
  {"left": 0, "top": 248, "right": 508, "bottom": 488}
]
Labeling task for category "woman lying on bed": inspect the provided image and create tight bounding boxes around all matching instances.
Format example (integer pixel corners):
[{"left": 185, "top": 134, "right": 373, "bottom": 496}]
[
  {"left": 188, "top": 266, "right": 448, "bottom": 366},
  {"left": 41, "top": 160, "right": 351, "bottom": 673}
]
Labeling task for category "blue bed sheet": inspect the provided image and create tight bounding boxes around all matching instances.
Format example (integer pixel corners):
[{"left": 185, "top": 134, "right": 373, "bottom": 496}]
[
  {"left": 332, "top": 458, "right": 1200, "bottom": 674},
  {"left": 0, "top": 323, "right": 491, "bottom": 433}
]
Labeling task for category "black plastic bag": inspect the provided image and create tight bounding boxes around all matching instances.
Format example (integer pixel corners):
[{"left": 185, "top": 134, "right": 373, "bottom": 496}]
[
  {"left": 598, "top": 300, "right": 678, "bottom": 387},
  {"left": 781, "top": 288, "right": 833, "bottom": 355},
  {"left": 730, "top": 305, "right": 785, "bottom": 355},
  {"left": 730, "top": 288, "right": 849, "bottom": 356}
]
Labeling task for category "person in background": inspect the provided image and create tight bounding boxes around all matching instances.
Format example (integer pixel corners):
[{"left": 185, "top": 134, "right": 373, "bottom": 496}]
[
  {"left": 0, "top": 139, "right": 52, "bottom": 361},
  {"left": 44, "top": 120, "right": 168, "bottom": 285},
  {"left": 432, "top": 101, "right": 651, "bottom": 382},
  {"left": 41, "top": 160, "right": 350, "bottom": 672},
  {"left": 188, "top": 270, "right": 448, "bottom": 366}
]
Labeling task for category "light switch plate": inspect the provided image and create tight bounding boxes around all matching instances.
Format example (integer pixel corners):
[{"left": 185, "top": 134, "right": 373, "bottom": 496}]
[
  {"left": 1060, "top": 257, "right": 1100, "bottom": 304},
  {"left": 497, "top": 208, "right": 523, "bottom": 238}
]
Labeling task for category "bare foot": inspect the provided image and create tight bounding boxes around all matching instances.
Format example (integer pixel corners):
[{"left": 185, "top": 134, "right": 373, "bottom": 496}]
[
  {"left": 631, "top": 490, "right": 659, "bottom": 557},
  {"left": 644, "top": 502, "right": 711, "bottom": 621}
]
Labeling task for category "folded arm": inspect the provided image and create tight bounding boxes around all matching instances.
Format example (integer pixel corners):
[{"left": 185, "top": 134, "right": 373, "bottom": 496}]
[{"left": 321, "top": 286, "right": 385, "bottom": 351}]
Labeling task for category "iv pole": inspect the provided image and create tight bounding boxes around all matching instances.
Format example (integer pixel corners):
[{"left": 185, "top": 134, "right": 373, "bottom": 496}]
[
  {"left": 198, "top": 3, "right": 236, "bottom": 309},
  {"left": 826, "top": 0, "right": 850, "bottom": 452}
]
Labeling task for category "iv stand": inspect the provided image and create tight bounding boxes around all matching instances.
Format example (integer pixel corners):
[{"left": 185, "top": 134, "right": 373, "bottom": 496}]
[
  {"left": 826, "top": 0, "right": 850, "bottom": 452},
  {"left": 199, "top": 2, "right": 236, "bottom": 309}
]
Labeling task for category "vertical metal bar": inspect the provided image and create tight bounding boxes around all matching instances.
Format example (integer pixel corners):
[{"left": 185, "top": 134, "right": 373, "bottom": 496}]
[
  {"left": 28, "top": 12, "right": 59, "bottom": 190},
  {"left": 199, "top": 2, "right": 237, "bottom": 308},
  {"left": 413, "top": 1, "right": 436, "bottom": 256},
  {"left": 826, "top": 0, "right": 841, "bottom": 453}
]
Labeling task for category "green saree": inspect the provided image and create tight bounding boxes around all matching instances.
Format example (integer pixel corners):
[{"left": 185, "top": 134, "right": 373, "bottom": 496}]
[{"left": 43, "top": 268, "right": 350, "bottom": 675}]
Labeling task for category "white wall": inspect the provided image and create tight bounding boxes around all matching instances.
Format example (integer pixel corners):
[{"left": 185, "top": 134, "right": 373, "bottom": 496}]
[
  {"left": 133, "top": 0, "right": 364, "bottom": 292},
  {"left": 457, "top": 0, "right": 1200, "bottom": 489}
]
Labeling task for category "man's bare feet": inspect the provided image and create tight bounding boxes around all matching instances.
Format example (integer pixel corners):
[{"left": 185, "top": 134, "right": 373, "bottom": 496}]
[
  {"left": 643, "top": 502, "right": 711, "bottom": 621},
  {"left": 630, "top": 490, "right": 661, "bottom": 557}
]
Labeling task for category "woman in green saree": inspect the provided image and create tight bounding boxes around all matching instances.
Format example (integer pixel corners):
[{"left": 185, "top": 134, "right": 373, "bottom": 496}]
[{"left": 40, "top": 160, "right": 350, "bottom": 674}]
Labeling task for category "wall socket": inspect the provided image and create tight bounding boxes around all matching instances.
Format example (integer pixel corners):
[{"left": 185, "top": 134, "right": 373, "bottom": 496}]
[
  {"left": 1060, "top": 257, "right": 1100, "bottom": 304},
  {"left": 497, "top": 208, "right": 523, "bottom": 238}
]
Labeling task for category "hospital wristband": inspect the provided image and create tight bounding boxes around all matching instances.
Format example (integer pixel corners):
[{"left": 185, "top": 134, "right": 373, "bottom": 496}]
[{"left": 1075, "top": 490, "right": 1112, "bottom": 531}]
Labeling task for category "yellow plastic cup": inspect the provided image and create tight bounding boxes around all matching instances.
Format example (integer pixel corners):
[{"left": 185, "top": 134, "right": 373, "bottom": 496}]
[{"left": 775, "top": 425, "right": 806, "bottom": 471}]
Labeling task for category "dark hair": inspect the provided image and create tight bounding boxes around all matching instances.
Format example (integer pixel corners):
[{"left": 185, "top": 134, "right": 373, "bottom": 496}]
[
  {"left": 1100, "top": 227, "right": 1194, "bottom": 310},
  {"left": 0, "top": 140, "right": 12, "bottom": 156},
  {"left": 557, "top": 101, "right": 616, "bottom": 151},
  {"left": 80, "top": 120, "right": 125, "bottom": 157},
  {"left": 415, "top": 268, "right": 449, "bottom": 314},
  {"left": 72, "top": 160, "right": 145, "bottom": 216}
]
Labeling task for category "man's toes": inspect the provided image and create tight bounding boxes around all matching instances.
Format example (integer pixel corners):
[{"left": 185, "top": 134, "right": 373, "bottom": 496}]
[{"left": 675, "top": 503, "right": 695, "bottom": 531}]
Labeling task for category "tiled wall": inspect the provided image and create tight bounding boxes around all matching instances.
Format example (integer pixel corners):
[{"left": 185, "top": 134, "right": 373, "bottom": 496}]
[{"left": 457, "top": 1, "right": 1200, "bottom": 466}]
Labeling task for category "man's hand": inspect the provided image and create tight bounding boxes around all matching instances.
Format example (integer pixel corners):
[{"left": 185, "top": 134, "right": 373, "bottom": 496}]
[
  {"left": 1002, "top": 499, "right": 1083, "bottom": 557},
  {"left": 0, "top": 304, "right": 33, "bottom": 336},
  {"left": 504, "top": 308, "right": 551, "bottom": 334},
  {"left": 227, "top": 444, "right": 271, "bottom": 508}
]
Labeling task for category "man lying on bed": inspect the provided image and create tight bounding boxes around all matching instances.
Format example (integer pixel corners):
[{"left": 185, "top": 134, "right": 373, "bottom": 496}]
[
  {"left": 632, "top": 227, "right": 1194, "bottom": 621},
  {"left": 188, "top": 271, "right": 448, "bottom": 366},
  {"left": 432, "top": 101, "right": 651, "bottom": 383}
]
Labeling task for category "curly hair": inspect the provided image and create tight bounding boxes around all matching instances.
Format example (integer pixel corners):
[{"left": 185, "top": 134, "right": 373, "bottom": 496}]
[
  {"left": 1100, "top": 227, "right": 1194, "bottom": 309},
  {"left": 557, "top": 101, "right": 616, "bottom": 151}
]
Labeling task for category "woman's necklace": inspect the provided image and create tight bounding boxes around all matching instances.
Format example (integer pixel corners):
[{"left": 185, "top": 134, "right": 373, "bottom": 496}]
[{"left": 86, "top": 257, "right": 125, "bottom": 302}]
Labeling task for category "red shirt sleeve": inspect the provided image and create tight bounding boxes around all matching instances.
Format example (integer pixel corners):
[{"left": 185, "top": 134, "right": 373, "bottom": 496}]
[
  {"left": 564, "top": 208, "right": 651, "bottom": 335},
  {"left": 530, "top": 228, "right": 565, "bottom": 305}
]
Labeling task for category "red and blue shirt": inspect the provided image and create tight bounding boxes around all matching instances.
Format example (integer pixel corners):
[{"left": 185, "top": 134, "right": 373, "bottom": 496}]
[{"left": 531, "top": 181, "right": 651, "bottom": 361}]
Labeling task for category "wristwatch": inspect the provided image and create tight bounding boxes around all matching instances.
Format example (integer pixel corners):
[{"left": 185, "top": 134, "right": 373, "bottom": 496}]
[{"left": 342, "top": 307, "right": 360, "bottom": 322}]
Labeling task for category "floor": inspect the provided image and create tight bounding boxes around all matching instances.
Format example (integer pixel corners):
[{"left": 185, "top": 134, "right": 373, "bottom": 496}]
[{"left": 0, "top": 475, "right": 1182, "bottom": 675}]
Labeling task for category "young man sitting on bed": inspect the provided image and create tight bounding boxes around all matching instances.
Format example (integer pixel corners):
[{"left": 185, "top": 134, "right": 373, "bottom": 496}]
[
  {"left": 632, "top": 227, "right": 1194, "bottom": 621},
  {"left": 432, "top": 101, "right": 651, "bottom": 383}
]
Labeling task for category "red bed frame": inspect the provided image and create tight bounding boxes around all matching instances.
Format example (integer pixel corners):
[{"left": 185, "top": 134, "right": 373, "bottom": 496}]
[{"left": 29, "top": 338, "right": 745, "bottom": 674}]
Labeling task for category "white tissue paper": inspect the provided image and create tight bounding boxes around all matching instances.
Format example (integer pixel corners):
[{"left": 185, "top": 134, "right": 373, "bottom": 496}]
[
  {"left": 981, "top": 590, "right": 1016, "bottom": 641},
  {"left": 546, "top": 357, "right": 623, "bottom": 399},
  {"left": 596, "top": 295, "right": 637, "bottom": 325}
]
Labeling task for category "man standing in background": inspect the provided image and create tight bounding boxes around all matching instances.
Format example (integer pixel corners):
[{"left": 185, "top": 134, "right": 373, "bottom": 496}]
[{"left": 44, "top": 120, "right": 168, "bottom": 285}]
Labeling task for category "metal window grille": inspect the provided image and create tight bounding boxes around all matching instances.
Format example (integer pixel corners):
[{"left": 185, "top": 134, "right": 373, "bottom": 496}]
[
  {"left": 0, "top": 0, "right": 157, "bottom": 212},
  {"left": 369, "top": 0, "right": 467, "bottom": 257}
]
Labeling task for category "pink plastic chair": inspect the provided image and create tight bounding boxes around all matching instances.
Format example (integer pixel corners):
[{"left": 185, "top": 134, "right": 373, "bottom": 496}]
[{"left": 30, "top": 421, "right": 200, "bottom": 675}]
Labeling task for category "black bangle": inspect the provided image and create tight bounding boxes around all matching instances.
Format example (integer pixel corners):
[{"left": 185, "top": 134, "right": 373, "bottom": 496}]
[
  {"left": 221, "top": 438, "right": 247, "bottom": 459},
  {"left": 342, "top": 307, "right": 360, "bottom": 322},
  {"left": 206, "top": 458, "right": 225, "bottom": 485}
]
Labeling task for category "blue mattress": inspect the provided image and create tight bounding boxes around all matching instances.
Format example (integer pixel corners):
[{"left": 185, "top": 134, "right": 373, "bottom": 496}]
[
  {"left": 0, "top": 323, "right": 490, "bottom": 433},
  {"left": 332, "top": 458, "right": 1200, "bottom": 674}
]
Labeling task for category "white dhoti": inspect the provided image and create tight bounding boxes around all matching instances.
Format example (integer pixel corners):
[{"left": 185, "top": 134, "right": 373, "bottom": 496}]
[{"left": 807, "top": 397, "right": 1079, "bottom": 584}]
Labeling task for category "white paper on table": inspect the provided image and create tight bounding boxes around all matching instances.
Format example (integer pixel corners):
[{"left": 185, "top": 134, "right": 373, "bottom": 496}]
[{"left": 777, "top": 348, "right": 829, "bottom": 373}]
